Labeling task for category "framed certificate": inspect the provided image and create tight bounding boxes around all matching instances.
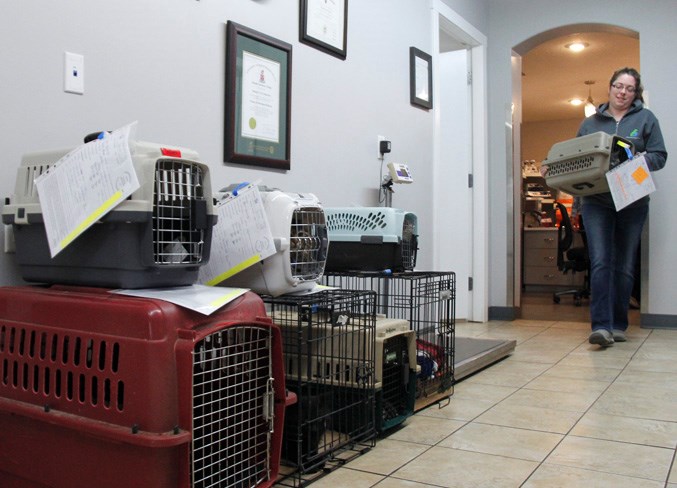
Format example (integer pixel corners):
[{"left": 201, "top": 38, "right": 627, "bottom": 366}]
[
  {"left": 225, "top": 21, "right": 292, "bottom": 170},
  {"left": 410, "top": 47, "right": 433, "bottom": 110},
  {"left": 300, "top": 0, "right": 348, "bottom": 60}
]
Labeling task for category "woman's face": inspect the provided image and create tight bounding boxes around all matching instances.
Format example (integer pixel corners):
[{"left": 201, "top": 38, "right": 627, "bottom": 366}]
[{"left": 608, "top": 73, "right": 637, "bottom": 113}]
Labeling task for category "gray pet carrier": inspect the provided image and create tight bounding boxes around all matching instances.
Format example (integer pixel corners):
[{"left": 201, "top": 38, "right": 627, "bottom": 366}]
[{"left": 2, "top": 140, "right": 216, "bottom": 288}]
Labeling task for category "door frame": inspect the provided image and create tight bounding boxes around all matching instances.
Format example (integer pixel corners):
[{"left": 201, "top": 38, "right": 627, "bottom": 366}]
[{"left": 431, "top": 0, "right": 488, "bottom": 322}]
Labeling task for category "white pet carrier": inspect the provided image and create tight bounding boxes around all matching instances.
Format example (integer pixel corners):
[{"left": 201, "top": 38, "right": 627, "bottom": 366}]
[
  {"left": 543, "top": 131, "right": 634, "bottom": 196},
  {"left": 217, "top": 187, "right": 328, "bottom": 296},
  {"left": 324, "top": 207, "right": 418, "bottom": 272},
  {"left": 2, "top": 140, "right": 216, "bottom": 288}
]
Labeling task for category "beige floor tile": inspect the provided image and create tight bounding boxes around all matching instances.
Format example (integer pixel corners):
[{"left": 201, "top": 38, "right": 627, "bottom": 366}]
[
  {"left": 545, "top": 436, "right": 673, "bottom": 482},
  {"left": 373, "top": 478, "right": 438, "bottom": 488},
  {"left": 537, "top": 363, "right": 620, "bottom": 383},
  {"left": 452, "top": 381, "right": 518, "bottom": 403},
  {"left": 345, "top": 439, "right": 429, "bottom": 476},
  {"left": 549, "top": 321, "right": 595, "bottom": 330},
  {"left": 387, "top": 415, "right": 465, "bottom": 445},
  {"left": 556, "top": 351, "right": 631, "bottom": 370},
  {"left": 524, "top": 375, "right": 610, "bottom": 395},
  {"left": 591, "top": 382, "right": 677, "bottom": 422},
  {"left": 438, "top": 423, "right": 563, "bottom": 462},
  {"left": 523, "top": 463, "right": 665, "bottom": 488},
  {"left": 498, "top": 387, "right": 601, "bottom": 412},
  {"left": 303, "top": 467, "right": 384, "bottom": 488},
  {"left": 474, "top": 402, "right": 582, "bottom": 434},
  {"left": 613, "top": 369, "right": 677, "bottom": 391},
  {"left": 508, "top": 344, "right": 575, "bottom": 364},
  {"left": 477, "top": 327, "right": 546, "bottom": 344},
  {"left": 625, "top": 356, "right": 677, "bottom": 374},
  {"left": 462, "top": 360, "right": 551, "bottom": 388},
  {"left": 414, "top": 396, "right": 495, "bottom": 422},
  {"left": 670, "top": 455, "right": 677, "bottom": 484},
  {"left": 570, "top": 412, "right": 677, "bottom": 448},
  {"left": 391, "top": 446, "right": 538, "bottom": 488}
]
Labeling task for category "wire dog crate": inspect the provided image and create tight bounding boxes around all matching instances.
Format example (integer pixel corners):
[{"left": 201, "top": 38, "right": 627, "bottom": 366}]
[
  {"left": 262, "top": 290, "right": 376, "bottom": 487},
  {"left": 0, "top": 286, "right": 289, "bottom": 488},
  {"left": 1, "top": 141, "right": 216, "bottom": 288},
  {"left": 323, "top": 207, "right": 418, "bottom": 272},
  {"left": 321, "top": 271, "right": 455, "bottom": 407}
]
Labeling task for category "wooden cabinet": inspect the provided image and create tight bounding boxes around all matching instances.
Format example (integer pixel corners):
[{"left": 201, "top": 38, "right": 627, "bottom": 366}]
[{"left": 523, "top": 228, "right": 584, "bottom": 287}]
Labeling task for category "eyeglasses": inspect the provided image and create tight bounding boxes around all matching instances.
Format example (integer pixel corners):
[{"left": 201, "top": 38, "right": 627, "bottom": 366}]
[{"left": 611, "top": 83, "right": 636, "bottom": 94}]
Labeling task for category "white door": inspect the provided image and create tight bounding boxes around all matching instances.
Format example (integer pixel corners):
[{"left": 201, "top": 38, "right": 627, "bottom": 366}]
[{"left": 435, "top": 49, "right": 472, "bottom": 321}]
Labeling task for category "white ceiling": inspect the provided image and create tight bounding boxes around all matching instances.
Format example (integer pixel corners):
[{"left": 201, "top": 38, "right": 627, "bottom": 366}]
[{"left": 521, "top": 32, "right": 640, "bottom": 122}]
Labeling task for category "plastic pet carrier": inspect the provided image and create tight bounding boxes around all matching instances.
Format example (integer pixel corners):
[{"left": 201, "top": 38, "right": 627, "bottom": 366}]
[
  {"left": 543, "top": 131, "right": 634, "bottom": 196},
  {"left": 263, "top": 290, "right": 376, "bottom": 486},
  {"left": 217, "top": 187, "right": 328, "bottom": 296},
  {"left": 2, "top": 140, "right": 216, "bottom": 288},
  {"left": 0, "top": 286, "right": 290, "bottom": 488},
  {"left": 322, "top": 271, "right": 455, "bottom": 407},
  {"left": 324, "top": 207, "right": 418, "bottom": 272}
]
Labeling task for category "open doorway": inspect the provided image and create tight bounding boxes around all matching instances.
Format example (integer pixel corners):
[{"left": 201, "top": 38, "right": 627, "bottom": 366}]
[{"left": 514, "top": 27, "right": 640, "bottom": 320}]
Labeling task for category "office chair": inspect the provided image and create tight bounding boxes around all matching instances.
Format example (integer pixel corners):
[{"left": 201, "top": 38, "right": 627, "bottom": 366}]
[{"left": 553, "top": 201, "right": 590, "bottom": 306}]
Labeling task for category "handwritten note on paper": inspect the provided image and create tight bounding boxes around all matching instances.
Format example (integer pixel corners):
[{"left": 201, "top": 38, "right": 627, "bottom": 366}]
[
  {"left": 606, "top": 153, "right": 656, "bottom": 211},
  {"left": 35, "top": 122, "right": 141, "bottom": 257},
  {"left": 198, "top": 184, "right": 276, "bottom": 286}
]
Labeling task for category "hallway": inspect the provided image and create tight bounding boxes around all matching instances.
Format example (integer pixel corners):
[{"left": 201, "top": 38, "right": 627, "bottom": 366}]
[{"left": 300, "top": 313, "right": 677, "bottom": 487}]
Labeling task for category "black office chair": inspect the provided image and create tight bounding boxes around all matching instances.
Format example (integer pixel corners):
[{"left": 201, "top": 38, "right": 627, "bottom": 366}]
[{"left": 553, "top": 201, "right": 590, "bottom": 306}]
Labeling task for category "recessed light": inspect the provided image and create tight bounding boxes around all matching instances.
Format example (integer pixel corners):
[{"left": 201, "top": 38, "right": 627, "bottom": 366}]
[
  {"left": 565, "top": 42, "right": 589, "bottom": 52},
  {"left": 569, "top": 98, "right": 584, "bottom": 106}
]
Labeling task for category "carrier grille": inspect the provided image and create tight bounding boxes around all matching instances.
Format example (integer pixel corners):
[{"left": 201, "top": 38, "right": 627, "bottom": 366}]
[
  {"left": 289, "top": 206, "right": 327, "bottom": 281},
  {"left": 381, "top": 335, "right": 409, "bottom": 421},
  {"left": 153, "top": 159, "right": 207, "bottom": 265},
  {"left": 191, "top": 326, "right": 274, "bottom": 488},
  {"left": 547, "top": 156, "right": 596, "bottom": 176},
  {"left": 401, "top": 216, "right": 417, "bottom": 271}
]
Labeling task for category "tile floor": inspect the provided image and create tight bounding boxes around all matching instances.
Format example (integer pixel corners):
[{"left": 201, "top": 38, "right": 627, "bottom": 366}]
[{"left": 302, "top": 297, "right": 677, "bottom": 488}]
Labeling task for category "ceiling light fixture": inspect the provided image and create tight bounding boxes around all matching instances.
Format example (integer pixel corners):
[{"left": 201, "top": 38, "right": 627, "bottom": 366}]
[
  {"left": 569, "top": 98, "right": 584, "bottom": 106},
  {"left": 584, "top": 80, "right": 596, "bottom": 117},
  {"left": 565, "top": 41, "right": 589, "bottom": 52}
]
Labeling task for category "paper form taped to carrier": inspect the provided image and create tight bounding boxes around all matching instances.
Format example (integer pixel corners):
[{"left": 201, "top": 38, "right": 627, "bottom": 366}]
[
  {"left": 199, "top": 183, "right": 276, "bottom": 286},
  {"left": 606, "top": 152, "right": 656, "bottom": 211},
  {"left": 35, "top": 122, "right": 140, "bottom": 257}
]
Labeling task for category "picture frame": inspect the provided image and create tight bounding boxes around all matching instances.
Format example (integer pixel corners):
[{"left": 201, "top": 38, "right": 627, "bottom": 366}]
[
  {"left": 300, "top": 0, "right": 348, "bottom": 60},
  {"left": 225, "top": 21, "right": 292, "bottom": 170},
  {"left": 409, "top": 47, "right": 433, "bottom": 110}
]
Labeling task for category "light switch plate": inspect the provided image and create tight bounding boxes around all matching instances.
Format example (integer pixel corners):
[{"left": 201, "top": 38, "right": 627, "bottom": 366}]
[{"left": 64, "top": 52, "right": 84, "bottom": 94}]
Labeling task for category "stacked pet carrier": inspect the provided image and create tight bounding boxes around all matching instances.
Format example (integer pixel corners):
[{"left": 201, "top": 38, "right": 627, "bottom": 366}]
[
  {"left": 543, "top": 131, "right": 634, "bottom": 196},
  {"left": 322, "top": 271, "right": 455, "bottom": 410},
  {"left": 323, "top": 207, "right": 418, "bottom": 272},
  {"left": 0, "top": 286, "right": 289, "bottom": 488},
  {"left": 263, "top": 289, "right": 377, "bottom": 487},
  {"left": 2, "top": 139, "right": 217, "bottom": 288},
  {"left": 216, "top": 187, "right": 329, "bottom": 296},
  {"left": 0, "top": 135, "right": 297, "bottom": 488}
]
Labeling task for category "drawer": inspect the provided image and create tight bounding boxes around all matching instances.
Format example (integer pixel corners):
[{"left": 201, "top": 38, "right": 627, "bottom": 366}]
[
  {"left": 524, "top": 266, "right": 584, "bottom": 286},
  {"left": 523, "top": 230, "right": 558, "bottom": 250},
  {"left": 523, "top": 248, "right": 557, "bottom": 267}
]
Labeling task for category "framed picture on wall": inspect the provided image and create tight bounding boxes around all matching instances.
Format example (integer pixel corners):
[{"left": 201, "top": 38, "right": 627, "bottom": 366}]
[
  {"left": 409, "top": 47, "right": 433, "bottom": 110},
  {"left": 225, "top": 21, "right": 292, "bottom": 170},
  {"left": 300, "top": 0, "right": 348, "bottom": 60}
]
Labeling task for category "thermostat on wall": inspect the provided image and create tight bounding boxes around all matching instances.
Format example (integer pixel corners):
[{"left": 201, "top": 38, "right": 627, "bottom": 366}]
[{"left": 387, "top": 162, "right": 413, "bottom": 184}]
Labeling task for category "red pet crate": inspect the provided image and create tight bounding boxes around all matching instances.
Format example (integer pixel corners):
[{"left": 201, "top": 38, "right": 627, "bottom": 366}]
[{"left": 0, "top": 285, "right": 289, "bottom": 488}]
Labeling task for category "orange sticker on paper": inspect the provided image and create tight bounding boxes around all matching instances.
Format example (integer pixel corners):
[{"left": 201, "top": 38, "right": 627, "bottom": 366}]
[{"left": 632, "top": 166, "right": 649, "bottom": 185}]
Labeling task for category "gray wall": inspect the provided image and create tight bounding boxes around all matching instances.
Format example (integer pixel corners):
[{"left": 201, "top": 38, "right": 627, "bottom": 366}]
[
  {"left": 0, "top": 0, "right": 484, "bottom": 286},
  {"left": 487, "top": 0, "right": 677, "bottom": 321}
]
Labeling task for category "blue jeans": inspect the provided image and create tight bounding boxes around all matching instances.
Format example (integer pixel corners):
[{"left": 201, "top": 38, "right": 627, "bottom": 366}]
[{"left": 582, "top": 200, "right": 648, "bottom": 332}]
